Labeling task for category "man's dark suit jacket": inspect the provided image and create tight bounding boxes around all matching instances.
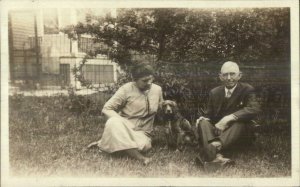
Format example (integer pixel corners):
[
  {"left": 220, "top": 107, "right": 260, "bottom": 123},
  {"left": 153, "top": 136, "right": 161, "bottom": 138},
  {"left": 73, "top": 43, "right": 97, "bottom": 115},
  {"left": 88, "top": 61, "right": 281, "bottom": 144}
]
[{"left": 204, "top": 82, "right": 260, "bottom": 124}]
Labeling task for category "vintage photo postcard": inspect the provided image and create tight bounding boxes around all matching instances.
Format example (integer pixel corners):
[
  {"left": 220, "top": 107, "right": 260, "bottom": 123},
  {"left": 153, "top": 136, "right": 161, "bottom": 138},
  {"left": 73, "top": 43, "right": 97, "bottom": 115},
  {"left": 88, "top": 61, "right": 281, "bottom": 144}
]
[{"left": 1, "top": 0, "right": 299, "bottom": 186}]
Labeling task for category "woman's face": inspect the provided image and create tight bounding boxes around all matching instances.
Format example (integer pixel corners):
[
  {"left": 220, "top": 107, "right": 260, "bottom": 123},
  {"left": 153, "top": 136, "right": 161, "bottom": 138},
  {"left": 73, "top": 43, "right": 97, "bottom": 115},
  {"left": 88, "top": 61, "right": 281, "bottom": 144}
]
[{"left": 135, "top": 75, "right": 154, "bottom": 91}]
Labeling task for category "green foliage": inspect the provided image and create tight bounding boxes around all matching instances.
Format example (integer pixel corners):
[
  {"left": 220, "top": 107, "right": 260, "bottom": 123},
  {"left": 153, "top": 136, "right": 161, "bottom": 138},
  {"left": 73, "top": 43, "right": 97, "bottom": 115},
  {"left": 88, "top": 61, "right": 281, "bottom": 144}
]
[
  {"left": 66, "top": 87, "right": 112, "bottom": 116},
  {"left": 71, "top": 55, "right": 94, "bottom": 89},
  {"left": 63, "top": 8, "right": 289, "bottom": 65},
  {"left": 62, "top": 8, "right": 290, "bottom": 122},
  {"left": 154, "top": 63, "right": 218, "bottom": 122}
]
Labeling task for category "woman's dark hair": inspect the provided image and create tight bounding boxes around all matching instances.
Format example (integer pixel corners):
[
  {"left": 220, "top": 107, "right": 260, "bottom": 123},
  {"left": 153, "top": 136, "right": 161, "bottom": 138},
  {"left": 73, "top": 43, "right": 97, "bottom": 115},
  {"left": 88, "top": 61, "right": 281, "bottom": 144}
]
[{"left": 131, "top": 63, "right": 155, "bottom": 80}]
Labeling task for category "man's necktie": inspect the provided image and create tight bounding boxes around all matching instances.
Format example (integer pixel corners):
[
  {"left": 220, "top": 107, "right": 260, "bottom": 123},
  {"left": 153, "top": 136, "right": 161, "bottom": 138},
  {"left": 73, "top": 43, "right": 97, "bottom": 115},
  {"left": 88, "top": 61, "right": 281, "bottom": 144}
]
[{"left": 226, "top": 90, "right": 232, "bottom": 98}]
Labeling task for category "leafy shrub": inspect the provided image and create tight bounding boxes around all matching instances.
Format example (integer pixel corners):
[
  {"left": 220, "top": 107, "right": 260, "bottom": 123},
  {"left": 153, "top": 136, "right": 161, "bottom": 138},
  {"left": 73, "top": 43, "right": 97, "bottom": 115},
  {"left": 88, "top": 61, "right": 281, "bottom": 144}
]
[{"left": 62, "top": 8, "right": 290, "bottom": 124}]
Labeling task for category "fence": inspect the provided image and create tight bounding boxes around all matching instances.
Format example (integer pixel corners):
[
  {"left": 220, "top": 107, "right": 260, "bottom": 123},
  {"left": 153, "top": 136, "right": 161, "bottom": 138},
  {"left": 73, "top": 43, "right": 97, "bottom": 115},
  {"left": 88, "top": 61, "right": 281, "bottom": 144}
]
[
  {"left": 9, "top": 55, "right": 290, "bottom": 124},
  {"left": 9, "top": 31, "right": 290, "bottom": 123}
]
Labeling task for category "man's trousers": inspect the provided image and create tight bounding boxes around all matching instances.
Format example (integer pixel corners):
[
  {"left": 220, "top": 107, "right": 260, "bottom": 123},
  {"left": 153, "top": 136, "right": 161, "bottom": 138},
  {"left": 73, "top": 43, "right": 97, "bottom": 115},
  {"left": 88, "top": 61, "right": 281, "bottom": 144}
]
[{"left": 198, "top": 119, "right": 253, "bottom": 160}]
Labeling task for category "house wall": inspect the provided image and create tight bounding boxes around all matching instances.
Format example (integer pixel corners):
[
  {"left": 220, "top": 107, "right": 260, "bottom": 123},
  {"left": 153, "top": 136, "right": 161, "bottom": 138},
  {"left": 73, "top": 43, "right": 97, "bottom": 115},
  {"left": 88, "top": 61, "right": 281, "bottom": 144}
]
[
  {"left": 41, "top": 34, "right": 72, "bottom": 57},
  {"left": 9, "top": 10, "right": 42, "bottom": 82},
  {"left": 10, "top": 10, "right": 43, "bottom": 50},
  {"left": 9, "top": 9, "right": 119, "bottom": 89}
]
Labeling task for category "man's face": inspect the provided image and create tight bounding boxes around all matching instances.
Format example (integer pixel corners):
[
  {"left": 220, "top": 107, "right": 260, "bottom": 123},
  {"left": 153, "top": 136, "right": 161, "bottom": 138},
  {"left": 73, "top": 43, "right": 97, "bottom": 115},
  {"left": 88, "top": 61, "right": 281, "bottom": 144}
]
[
  {"left": 219, "top": 65, "right": 241, "bottom": 89},
  {"left": 135, "top": 75, "right": 154, "bottom": 91}
]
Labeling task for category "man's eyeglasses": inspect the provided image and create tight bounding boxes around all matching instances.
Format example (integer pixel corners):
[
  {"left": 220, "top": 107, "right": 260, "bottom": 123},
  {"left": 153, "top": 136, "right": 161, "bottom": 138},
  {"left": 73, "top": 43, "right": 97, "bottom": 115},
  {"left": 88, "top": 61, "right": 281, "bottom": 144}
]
[{"left": 219, "top": 72, "right": 239, "bottom": 78}]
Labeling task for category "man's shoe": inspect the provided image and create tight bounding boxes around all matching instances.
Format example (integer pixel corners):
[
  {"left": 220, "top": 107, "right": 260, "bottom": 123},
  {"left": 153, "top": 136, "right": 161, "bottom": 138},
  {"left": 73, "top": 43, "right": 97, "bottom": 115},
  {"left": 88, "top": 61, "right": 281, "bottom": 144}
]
[
  {"left": 203, "top": 157, "right": 235, "bottom": 172},
  {"left": 222, "top": 159, "right": 235, "bottom": 167},
  {"left": 216, "top": 153, "right": 235, "bottom": 166}
]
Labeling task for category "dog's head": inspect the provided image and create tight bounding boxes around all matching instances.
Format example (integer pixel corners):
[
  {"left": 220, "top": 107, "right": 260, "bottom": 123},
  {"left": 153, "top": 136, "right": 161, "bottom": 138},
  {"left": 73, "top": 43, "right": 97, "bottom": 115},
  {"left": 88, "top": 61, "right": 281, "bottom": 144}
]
[{"left": 159, "top": 100, "right": 178, "bottom": 119}]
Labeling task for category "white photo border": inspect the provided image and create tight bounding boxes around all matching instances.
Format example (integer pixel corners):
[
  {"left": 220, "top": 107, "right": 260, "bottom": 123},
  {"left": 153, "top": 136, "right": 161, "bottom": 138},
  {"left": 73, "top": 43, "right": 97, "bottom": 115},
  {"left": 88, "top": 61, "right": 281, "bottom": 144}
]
[{"left": 1, "top": 0, "right": 299, "bottom": 186}]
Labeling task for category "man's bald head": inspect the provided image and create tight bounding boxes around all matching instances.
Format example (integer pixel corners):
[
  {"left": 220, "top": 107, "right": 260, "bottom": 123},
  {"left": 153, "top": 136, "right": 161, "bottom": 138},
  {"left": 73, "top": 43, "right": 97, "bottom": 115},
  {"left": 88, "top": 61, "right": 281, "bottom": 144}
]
[
  {"left": 219, "top": 61, "right": 242, "bottom": 89},
  {"left": 220, "top": 61, "right": 240, "bottom": 74}
]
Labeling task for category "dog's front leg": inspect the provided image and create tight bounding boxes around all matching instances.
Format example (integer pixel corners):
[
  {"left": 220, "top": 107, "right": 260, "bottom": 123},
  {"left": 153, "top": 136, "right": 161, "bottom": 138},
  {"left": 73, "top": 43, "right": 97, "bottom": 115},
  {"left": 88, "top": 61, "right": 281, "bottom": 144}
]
[
  {"left": 176, "top": 131, "right": 185, "bottom": 152},
  {"left": 164, "top": 121, "right": 173, "bottom": 149}
]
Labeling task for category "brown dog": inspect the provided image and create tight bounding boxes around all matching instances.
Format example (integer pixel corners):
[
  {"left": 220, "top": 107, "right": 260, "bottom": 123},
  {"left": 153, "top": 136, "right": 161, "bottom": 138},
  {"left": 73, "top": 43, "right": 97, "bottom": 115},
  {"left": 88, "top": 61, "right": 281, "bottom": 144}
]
[{"left": 158, "top": 100, "right": 198, "bottom": 151}]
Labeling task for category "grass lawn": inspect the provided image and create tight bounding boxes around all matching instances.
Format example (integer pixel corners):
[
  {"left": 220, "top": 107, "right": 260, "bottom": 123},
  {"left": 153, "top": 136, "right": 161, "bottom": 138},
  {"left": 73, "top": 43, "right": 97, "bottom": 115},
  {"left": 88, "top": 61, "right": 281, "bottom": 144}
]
[{"left": 9, "top": 94, "right": 291, "bottom": 177}]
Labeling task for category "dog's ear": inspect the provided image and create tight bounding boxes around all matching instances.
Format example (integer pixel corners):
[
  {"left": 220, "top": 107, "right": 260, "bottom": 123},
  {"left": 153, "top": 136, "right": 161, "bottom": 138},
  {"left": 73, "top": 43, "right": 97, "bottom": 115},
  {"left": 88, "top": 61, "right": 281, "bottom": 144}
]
[
  {"left": 170, "top": 101, "right": 177, "bottom": 108},
  {"left": 170, "top": 100, "right": 179, "bottom": 113}
]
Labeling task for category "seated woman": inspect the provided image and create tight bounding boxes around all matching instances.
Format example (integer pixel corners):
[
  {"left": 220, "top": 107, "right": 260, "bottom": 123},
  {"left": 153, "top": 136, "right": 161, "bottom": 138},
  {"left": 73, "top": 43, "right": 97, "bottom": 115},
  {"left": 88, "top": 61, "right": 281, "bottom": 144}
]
[{"left": 89, "top": 63, "right": 163, "bottom": 165}]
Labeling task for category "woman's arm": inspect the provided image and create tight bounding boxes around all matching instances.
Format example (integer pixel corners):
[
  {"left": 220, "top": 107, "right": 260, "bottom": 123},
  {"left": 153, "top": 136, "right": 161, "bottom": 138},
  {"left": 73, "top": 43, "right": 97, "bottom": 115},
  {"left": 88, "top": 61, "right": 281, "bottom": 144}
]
[
  {"left": 101, "top": 86, "right": 127, "bottom": 119},
  {"left": 102, "top": 108, "right": 122, "bottom": 119}
]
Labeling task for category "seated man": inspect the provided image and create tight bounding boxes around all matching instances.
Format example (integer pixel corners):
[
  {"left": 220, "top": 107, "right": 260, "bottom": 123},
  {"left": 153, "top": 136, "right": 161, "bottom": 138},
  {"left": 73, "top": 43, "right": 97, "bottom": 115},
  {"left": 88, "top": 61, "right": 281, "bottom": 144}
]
[{"left": 196, "top": 61, "right": 260, "bottom": 170}]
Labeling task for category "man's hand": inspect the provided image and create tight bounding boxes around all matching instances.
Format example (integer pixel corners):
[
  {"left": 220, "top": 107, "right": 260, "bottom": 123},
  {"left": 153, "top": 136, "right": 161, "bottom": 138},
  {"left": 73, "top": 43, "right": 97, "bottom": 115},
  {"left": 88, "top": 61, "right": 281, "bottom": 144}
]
[
  {"left": 215, "top": 114, "right": 237, "bottom": 134},
  {"left": 195, "top": 116, "right": 210, "bottom": 127}
]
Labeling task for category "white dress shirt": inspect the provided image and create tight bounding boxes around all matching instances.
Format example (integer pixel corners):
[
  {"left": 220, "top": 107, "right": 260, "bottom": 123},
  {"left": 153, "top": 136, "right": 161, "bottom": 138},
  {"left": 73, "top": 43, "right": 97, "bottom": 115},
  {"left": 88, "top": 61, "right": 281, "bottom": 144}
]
[{"left": 225, "top": 84, "right": 237, "bottom": 98}]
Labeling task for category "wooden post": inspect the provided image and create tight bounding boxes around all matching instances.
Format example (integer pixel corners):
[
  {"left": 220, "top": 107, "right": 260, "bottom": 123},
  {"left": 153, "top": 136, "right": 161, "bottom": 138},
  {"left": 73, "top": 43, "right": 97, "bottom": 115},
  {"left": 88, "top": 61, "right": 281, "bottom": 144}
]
[
  {"left": 23, "top": 49, "right": 28, "bottom": 83},
  {"left": 8, "top": 12, "right": 15, "bottom": 83},
  {"left": 34, "top": 12, "right": 41, "bottom": 82}
]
